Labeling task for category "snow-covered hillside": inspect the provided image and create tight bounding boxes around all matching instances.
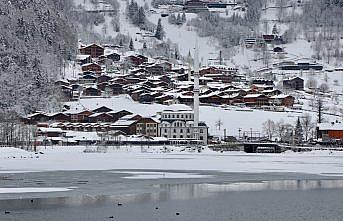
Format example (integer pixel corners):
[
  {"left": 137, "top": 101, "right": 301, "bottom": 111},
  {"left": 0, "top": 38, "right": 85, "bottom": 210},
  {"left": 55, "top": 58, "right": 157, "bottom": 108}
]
[{"left": 64, "top": 95, "right": 327, "bottom": 136}]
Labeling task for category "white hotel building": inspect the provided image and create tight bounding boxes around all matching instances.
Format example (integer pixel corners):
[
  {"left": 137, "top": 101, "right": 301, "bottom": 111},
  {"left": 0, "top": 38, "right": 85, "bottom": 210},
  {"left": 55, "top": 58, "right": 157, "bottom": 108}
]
[{"left": 159, "top": 110, "right": 208, "bottom": 145}]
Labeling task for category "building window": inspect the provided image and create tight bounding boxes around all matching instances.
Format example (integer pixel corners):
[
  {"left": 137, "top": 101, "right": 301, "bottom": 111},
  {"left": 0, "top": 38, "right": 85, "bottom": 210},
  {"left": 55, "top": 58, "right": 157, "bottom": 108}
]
[
  {"left": 173, "top": 129, "right": 176, "bottom": 133},
  {"left": 200, "top": 136, "right": 204, "bottom": 140},
  {"left": 200, "top": 129, "right": 203, "bottom": 133},
  {"left": 181, "top": 114, "right": 183, "bottom": 118},
  {"left": 180, "top": 135, "right": 183, "bottom": 138},
  {"left": 180, "top": 129, "right": 183, "bottom": 133},
  {"left": 164, "top": 129, "right": 167, "bottom": 133},
  {"left": 173, "top": 135, "right": 176, "bottom": 138},
  {"left": 177, "top": 114, "right": 179, "bottom": 118},
  {"left": 187, "top": 128, "right": 190, "bottom": 133}
]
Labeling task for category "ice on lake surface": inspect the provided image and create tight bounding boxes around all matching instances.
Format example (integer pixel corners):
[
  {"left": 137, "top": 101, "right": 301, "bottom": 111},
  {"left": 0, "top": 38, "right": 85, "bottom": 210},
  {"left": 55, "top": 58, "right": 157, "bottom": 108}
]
[{"left": 1, "top": 169, "right": 343, "bottom": 221}]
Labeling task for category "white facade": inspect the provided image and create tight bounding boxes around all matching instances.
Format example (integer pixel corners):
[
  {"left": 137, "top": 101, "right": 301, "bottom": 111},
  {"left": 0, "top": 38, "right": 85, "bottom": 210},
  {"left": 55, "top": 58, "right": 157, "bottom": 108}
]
[{"left": 159, "top": 110, "right": 208, "bottom": 145}]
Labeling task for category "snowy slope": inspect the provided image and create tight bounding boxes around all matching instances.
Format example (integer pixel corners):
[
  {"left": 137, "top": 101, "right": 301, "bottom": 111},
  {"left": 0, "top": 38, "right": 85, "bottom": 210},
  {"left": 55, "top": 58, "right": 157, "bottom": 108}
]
[
  {"left": 147, "top": 13, "right": 218, "bottom": 64},
  {"left": 64, "top": 95, "right": 321, "bottom": 136}
]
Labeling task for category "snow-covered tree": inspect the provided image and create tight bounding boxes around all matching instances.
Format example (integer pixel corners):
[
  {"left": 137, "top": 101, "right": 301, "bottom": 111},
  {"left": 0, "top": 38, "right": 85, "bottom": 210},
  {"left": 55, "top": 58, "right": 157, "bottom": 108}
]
[{"left": 263, "top": 119, "right": 276, "bottom": 140}]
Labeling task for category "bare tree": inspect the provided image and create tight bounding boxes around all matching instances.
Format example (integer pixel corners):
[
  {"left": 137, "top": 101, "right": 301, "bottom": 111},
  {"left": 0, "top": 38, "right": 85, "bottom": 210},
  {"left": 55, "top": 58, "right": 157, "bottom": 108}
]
[
  {"left": 263, "top": 119, "right": 276, "bottom": 140},
  {"left": 306, "top": 77, "right": 317, "bottom": 89},
  {"left": 301, "top": 114, "right": 314, "bottom": 142},
  {"left": 319, "top": 83, "right": 329, "bottom": 93}
]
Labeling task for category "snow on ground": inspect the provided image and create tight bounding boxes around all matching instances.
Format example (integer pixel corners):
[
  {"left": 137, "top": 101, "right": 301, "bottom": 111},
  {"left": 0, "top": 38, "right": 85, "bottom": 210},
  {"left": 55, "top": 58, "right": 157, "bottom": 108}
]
[
  {"left": 147, "top": 13, "right": 218, "bottom": 63},
  {"left": 114, "top": 171, "right": 211, "bottom": 179},
  {"left": 0, "top": 187, "right": 74, "bottom": 194},
  {"left": 1, "top": 147, "right": 343, "bottom": 176},
  {"left": 65, "top": 95, "right": 308, "bottom": 136}
]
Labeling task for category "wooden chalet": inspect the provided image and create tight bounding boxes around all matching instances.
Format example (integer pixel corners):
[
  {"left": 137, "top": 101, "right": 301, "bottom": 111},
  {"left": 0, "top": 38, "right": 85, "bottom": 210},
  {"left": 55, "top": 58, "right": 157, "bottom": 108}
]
[
  {"left": 25, "top": 112, "right": 50, "bottom": 124},
  {"left": 243, "top": 94, "right": 269, "bottom": 106},
  {"left": 79, "top": 43, "right": 104, "bottom": 58},
  {"left": 283, "top": 77, "right": 304, "bottom": 91},
  {"left": 83, "top": 87, "right": 102, "bottom": 96},
  {"left": 88, "top": 113, "right": 114, "bottom": 123},
  {"left": 92, "top": 106, "right": 113, "bottom": 113},
  {"left": 97, "top": 75, "right": 113, "bottom": 84},
  {"left": 49, "top": 113, "right": 71, "bottom": 122},
  {"left": 76, "top": 54, "right": 92, "bottom": 65},
  {"left": 79, "top": 74, "right": 97, "bottom": 84},
  {"left": 70, "top": 110, "right": 93, "bottom": 123},
  {"left": 269, "top": 95, "right": 295, "bottom": 107},
  {"left": 81, "top": 63, "right": 102, "bottom": 74},
  {"left": 317, "top": 122, "right": 343, "bottom": 141},
  {"left": 108, "top": 110, "right": 133, "bottom": 122}
]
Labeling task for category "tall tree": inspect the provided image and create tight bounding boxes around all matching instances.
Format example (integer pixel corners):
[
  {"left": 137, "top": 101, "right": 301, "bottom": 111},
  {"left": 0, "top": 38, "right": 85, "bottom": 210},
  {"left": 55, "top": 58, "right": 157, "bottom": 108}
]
[
  {"left": 294, "top": 117, "right": 303, "bottom": 144},
  {"left": 129, "top": 38, "right": 134, "bottom": 50},
  {"left": 155, "top": 18, "right": 165, "bottom": 40}
]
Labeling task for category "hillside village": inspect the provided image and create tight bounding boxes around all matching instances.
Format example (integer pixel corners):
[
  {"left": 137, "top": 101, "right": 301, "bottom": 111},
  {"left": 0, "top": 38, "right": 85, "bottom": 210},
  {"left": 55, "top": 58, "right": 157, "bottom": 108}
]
[
  {"left": 19, "top": 37, "right": 343, "bottom": 149},
  {"left": 2, "top": 0, "right": 343, "bottom": 152}
]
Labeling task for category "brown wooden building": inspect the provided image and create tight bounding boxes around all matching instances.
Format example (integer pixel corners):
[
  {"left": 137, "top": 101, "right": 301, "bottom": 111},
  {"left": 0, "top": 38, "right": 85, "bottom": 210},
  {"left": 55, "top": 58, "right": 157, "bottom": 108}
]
[{"left": 79, "top": 44, "right": 104, "bottom": 58}]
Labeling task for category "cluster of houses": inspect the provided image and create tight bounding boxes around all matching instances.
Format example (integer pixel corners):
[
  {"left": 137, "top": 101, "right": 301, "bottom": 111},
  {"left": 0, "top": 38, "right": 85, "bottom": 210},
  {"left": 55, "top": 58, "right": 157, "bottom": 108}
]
[
  {"left": 23, "top": 106, "right": 209, "bottom": 146},
  {"left": 182, "top": 0, "right": 241, "bottom": 12},
  {"left": 55, "top": 43, "right": 302, "bottom": 110}
]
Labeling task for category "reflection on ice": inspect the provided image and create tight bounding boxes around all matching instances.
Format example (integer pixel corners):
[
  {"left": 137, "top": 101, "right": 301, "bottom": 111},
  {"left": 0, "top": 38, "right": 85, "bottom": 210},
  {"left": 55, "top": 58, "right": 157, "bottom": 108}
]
[{"left": 157, "top": 179, "right": 343, "bottom": 200}]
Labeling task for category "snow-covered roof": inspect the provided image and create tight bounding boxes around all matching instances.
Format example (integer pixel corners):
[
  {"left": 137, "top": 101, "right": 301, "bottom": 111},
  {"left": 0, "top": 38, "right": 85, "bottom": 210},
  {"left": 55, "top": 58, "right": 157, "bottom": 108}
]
[
  {"left": 244, "top": 94, "right": 265, "bottom": 98},
  {"left": 270, "top": 94, "right": 293, "bottom": 99},
  {"left": 317, "top": 122, "right": 343, "bottom": 131},
  {"left": 38, "top": 127, "right": 63, "bottom": 133}
]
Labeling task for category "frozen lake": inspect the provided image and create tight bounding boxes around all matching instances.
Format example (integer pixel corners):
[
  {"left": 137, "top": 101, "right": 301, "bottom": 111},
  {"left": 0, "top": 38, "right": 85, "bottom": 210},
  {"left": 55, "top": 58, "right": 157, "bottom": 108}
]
[{"left": 1, "top": 170, "right": 343, "bottom": 221}]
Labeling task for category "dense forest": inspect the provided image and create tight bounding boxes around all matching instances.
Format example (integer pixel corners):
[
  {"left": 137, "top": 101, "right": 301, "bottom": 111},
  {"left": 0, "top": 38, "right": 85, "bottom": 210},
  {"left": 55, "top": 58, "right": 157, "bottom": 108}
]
[{"left": 0, "top": 0, "right": 77, "bottom": 115}]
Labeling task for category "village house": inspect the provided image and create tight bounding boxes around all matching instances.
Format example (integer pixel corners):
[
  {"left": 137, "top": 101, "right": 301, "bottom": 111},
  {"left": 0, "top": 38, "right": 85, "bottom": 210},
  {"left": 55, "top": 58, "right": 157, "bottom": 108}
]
[
  {"left": 317, "top": 122, "right": 343, "bottom": 141},
  {"left": 92, "top": 106, "right": 113, "bottom": 113},
  {"left": 183, "top": 0, "right": 209, "bottom": 12},
  {"left": 243, "top": 94, "right": 269, "bottom": 107},
  {"left": 283, "top": 77, "right": 304, "bottom": 91},
  {"left": 49, "top": 113, "right": 71, "bottom": 123},
  {"left": 24, "top": 112, "right": 50, "bottom": 124},
  {"left": 70, "top": 110, "right": 94, "bottom": 123},
  {"left": 136, "top": 117, "right": 159, "bottom": 137},
  {"left": 88, "top": 113, "right": 114, "bottom": 123},
  {"left": 78, "top": 74, "right": 97, "bottom": 84},
  {"left": 76, "top": 54, "right": 92, "bottom": 65},
  {"left": 36, "top": 127, "right": 65, "bottom": 145},
  {"left": 269, "top": 95, "right": 295, "bottom": 107},
  {"left": 79, "top": 43, "right": 104, "bottom": 58},
  {"left": 82, "top": 87, "right": 102, "bottom": 96},
  {"left": 108, "top": 110, "right": 133, "bottom": 121},
  {"left": 81, "top": 63, "right": 102, "bottom": 74}
]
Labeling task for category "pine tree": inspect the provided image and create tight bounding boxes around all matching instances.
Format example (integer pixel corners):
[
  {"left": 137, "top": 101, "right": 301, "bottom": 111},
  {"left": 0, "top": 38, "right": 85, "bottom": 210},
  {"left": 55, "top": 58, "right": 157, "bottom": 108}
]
[
  {"left": 176, "top": 13, "right": 182, "bottom": 25},
  {"left": 155, "top": 18, "right": 165, "bottom": 40},
  {"left": 168, "top": 13, "right": 177, "bottom": 24},
  {"left": 129, "top": 38, "right": 134, "bottom": 50},
  {"left": 137, "top": 7, "right": 146, "bottom": 25},
  {"left": 272, "top": 24, "right": 278, "bottom": 34},
  {"left": 294, "top": 117, "right": 303, "bottom": 144},
  {"left": 181, "top": 12, "right": 186, "bottom": 23}
]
